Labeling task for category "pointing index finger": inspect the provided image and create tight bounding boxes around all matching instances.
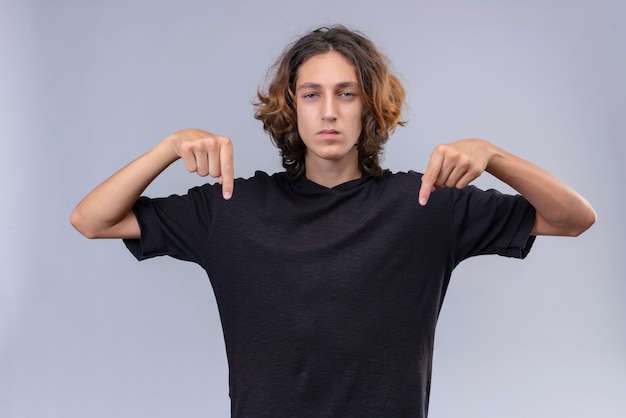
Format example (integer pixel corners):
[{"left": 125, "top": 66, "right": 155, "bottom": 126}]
[
  {"left": 219, "top": 140, "right": 234, "bottom": 200},
  {"left": 419, "top": 146, "right": 444, "bottom": 206}
]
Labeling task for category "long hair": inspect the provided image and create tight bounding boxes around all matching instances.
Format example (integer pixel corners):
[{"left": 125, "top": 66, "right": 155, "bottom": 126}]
[{"left": 254, "top": 25, "right": 406, "bottom": 178}]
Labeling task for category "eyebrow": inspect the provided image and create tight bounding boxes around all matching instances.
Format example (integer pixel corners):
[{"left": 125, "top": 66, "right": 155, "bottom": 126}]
[{"left": 296, "top": 81, "right": 359, "bottom": 91}]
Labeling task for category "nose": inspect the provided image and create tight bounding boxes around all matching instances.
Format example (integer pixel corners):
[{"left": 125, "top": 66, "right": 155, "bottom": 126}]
[{"left": 322, "top": 96, "right": 337, "bottom": 121}]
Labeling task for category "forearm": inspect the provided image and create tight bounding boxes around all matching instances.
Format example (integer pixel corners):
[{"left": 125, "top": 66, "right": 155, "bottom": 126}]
[
  {"left": 70, "top": 137, "right": 179, "bottom": 238},
  {"left": 485, "top": 141, "right": 596, "bottom": 236}
]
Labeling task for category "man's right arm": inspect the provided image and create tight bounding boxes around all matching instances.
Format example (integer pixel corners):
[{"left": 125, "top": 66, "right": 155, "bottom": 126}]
[{"left": 70, "top": 129, "right": 234, "bottom": 239}]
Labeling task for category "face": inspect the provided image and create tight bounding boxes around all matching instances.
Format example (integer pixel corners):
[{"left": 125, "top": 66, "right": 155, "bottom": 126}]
[{"left": 295, "top": 51, "right": 363, "bottom": 171}]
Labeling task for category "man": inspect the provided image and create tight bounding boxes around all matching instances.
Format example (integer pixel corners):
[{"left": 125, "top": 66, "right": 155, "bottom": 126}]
[{"left": 71, "top": 26, "right": 595, "bottom": 417}]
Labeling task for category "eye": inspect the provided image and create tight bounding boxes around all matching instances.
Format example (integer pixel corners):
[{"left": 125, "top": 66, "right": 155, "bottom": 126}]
[
  {"left": 339, "top": 92, "right": 356, "bottom": 98},
  {"left": 303, "top": 93, "right": 318, "bottom": 99}
]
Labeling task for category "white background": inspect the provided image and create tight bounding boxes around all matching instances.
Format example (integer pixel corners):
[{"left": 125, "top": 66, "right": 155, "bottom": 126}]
[{"left": 2, "top": 0, "right": 624, "bottom": 416}]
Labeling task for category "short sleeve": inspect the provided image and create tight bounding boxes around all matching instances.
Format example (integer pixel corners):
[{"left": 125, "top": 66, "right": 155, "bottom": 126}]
[
  {"left": 451, "top": 185, "right": 536, "bottom": 262},
  {"left": 123, "top": 184, "right": 215, "bottom": 264}
]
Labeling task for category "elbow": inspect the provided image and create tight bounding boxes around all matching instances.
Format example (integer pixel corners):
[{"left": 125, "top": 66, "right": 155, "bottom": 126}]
[
  {"left": 536, "top": 202, "right": 597, "bottom": 237},
  {"left": 69, "top": 206, "right": 98, "bottom": 239},
  {"left": 564, "top": 205, "right": 597, "bottom": 237},
  {"left": 572, "top": 206, "right": 597, "bottom": 237}
]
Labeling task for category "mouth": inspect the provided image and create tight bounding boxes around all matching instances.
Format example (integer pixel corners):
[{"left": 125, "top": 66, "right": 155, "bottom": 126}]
[{"left": 318, "top": 129, "right": 340, "bottom": 139}]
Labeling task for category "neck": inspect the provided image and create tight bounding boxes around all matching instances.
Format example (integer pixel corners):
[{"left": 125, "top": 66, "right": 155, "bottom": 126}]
[{"left": 304, "top": 156, "right": 362, "bottom": 188}]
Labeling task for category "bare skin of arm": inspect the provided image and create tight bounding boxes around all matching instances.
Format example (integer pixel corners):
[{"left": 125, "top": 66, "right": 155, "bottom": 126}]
[
  {"left": 70, "top": 129, "right": 234, "bottom": 239},
  {"left": 418, "top": 138, "right": 596, "bottom": 237},
  {"left": 72, "top": 132, "right": 594, "bottom": 239}
]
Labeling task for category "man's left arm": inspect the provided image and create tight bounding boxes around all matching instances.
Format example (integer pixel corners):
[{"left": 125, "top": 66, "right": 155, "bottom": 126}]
[{"left": 418, "top": 138, "right": 597, "bottom": 237}]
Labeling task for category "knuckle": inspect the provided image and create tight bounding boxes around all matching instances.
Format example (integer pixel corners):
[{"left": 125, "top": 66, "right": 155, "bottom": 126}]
[
  {"left": 468, "top": 166, "right": 481, "bottom": 178},
  {"left": 422, "top": 172, "right": 437, "bottom": 183},
  {"left": 433, "top": 144, "right": 447, "bottom": 155},
  {"left": 219, "top": 136, "right": 233, "bottom": 150},
  {"left": 204, "top": 135, "right": 217, "bottom": 147},
  {"left": 179, "top": 141, "right": 192, "bottom": 153},
  {"left": 207, "top": 166, "right": 222, "bottom": 177}
]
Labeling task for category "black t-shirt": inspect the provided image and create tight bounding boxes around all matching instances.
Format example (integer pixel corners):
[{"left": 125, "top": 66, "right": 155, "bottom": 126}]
[{"left": 124, "top": 170, "right": 536, "bottom": 418}]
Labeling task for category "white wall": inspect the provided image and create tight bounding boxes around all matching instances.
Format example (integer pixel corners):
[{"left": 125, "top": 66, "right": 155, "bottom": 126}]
[{"left": 2, "top": 0, "right": 624, "bottom": 417}]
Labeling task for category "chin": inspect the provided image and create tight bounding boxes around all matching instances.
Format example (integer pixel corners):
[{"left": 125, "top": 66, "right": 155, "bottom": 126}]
[{"left": 319, "top": 151, "right": 354, "bottom": 161}]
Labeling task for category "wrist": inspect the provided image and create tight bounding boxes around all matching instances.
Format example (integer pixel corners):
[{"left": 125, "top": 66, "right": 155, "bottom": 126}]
[
  {"left": 484, "top": 141, "right": 506, "bottom": 174},
  {"left": 154, "top": 134, "right": 182, "bottom": 165}
]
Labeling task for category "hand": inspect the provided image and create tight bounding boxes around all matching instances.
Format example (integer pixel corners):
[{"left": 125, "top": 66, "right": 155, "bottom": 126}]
[
  {"left": 418, "top": 138, "right": 492, "bottom": 206},
  {"left": 168, "top": 128, "right": 235, "bottom": 200}
]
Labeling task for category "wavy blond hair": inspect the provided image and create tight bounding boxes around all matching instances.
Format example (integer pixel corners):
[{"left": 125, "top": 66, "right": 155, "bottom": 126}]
[{"left": 255, "top": 25, "right": 406, "bottom": 178}]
